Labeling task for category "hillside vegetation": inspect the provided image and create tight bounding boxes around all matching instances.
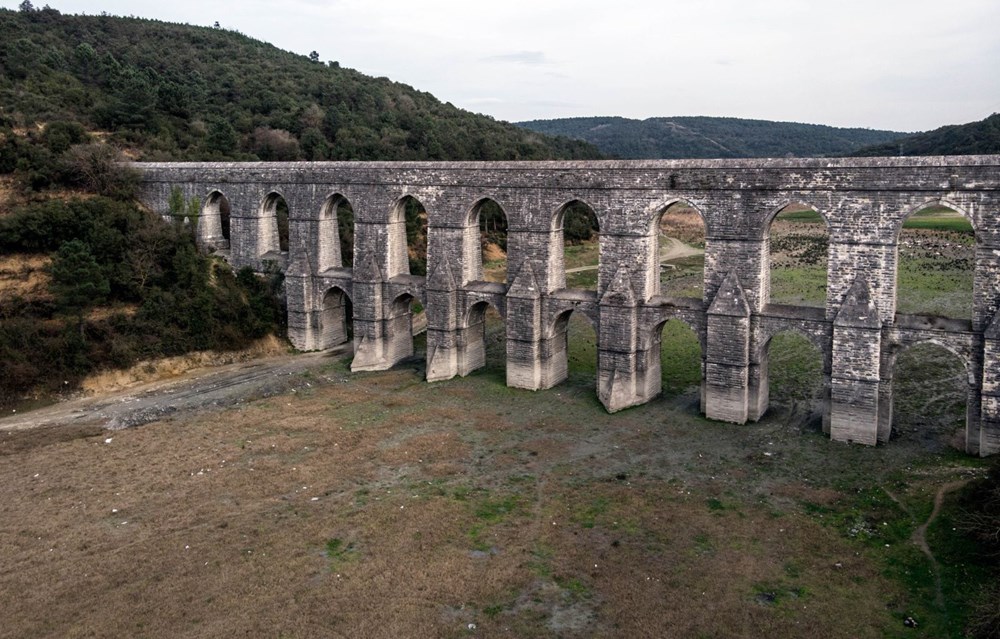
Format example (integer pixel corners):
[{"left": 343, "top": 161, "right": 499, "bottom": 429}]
[
  {"left": 853, "top": 113, "right": 1000, "bottom": 157},
  {"left": 0, "top": 5, "right": 599, "bottom": 163},
  {"left": 0, "top": 4, "right": 603, "bottom": 405},
  {"left": 517, "top": 116, "right": 906, "bottom": 159}
]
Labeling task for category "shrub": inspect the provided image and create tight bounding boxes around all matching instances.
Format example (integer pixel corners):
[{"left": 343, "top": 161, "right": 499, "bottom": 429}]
[{"left": 61, "top": 143, "right": 140, "bottom": 199}]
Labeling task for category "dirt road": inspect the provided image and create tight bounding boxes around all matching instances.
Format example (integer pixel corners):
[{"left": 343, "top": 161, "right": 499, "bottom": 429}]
[
  {"left": 565, "top": 235, "right": 702, "bottom": 274},
  {"left": 0, "top": 345, "right": 350, "bottom": 434}
]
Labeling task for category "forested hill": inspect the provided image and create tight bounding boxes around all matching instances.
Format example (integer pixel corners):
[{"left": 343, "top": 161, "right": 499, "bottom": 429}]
[
  {"left": 0, "top": 6, "right": 600, "bottom": 161},
  {"left": 517, "top": 116, "right": 906, "bottom": 159},
  {"left": 852, "top": 113, "right": 1000, "bottom": 157}
]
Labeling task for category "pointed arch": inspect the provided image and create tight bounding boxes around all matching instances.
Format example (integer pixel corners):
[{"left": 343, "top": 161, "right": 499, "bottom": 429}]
[
  {"left": 651, "top": 198, "right": 706, "bottom": 301},
  {"left": 464, "top": 198, "right": 509, "bottom": 285},
  {"left": 887, "top": 340, "right": 971, "bottom": 447},
  {"left": 388, "top": 195, "right": 427, "bottom": 278},
  {"left": 893, "top": 200, "right": 975, "bottom": 319},
  {"left": 543, "top": 308, "right": 599, "bottom": 392},
  {"left": 752, "top": 329, "right": 826, "bottom": 423},
  {"left": 318, "top": 193, "right": 354, "bottom": 271},
  {"left": 198, "top": 190, "right": 231, "bottom": 251},
  {"left": 894, "top": 198, "right": 975, "bottom": 239},
  {"left": 461, "top": 300, "right": 506, "bottom": 376},
  {"left": 319, "top": 286, "right": 353, "bottom": 349},
  {"left": 258, "top": 191, "right": 289, "bottom": 256},
  {"left": 551, "top": 199, "right": 600, "bottom": 291},
  {"left": 653, "top": 317, "right": 704, "bottom": 399},
  {"left": 765, "top": 201, "right": 831, "bottom": 308}
]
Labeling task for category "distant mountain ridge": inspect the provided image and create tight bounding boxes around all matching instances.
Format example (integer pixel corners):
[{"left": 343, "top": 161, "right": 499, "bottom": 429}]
[
  {"left": 852, "top": 113, "right": 1000, "bottom": 157},
  {"left": 517, "top": 116, "right": 908, "bottom": 159}
]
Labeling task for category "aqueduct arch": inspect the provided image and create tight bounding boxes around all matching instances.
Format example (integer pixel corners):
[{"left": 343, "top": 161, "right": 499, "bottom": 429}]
[{"left": 135, "top": 157, "right": 1000, "bottom": 455}]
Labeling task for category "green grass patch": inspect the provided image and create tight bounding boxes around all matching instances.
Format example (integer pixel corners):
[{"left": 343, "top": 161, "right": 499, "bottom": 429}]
[
  {"left": 565, "top": 269, "right": 598, "bottom": 290},
  {"left": 896, "top": 258, "right": 973, "bottom": 318},
  {"left": 775, "top": 210, "right": 824, "bottom": 223},
  {"left": 769, "top": 265, "right": 827, "bottom": 307},
  {"left": 554, "top": 575, "right": 592, "bottom": 600},
  {"left": 324, "top": 537, "right": 357, "bottom": 569},
  {"left": 751, "top": 582, "right": 809, "bottom": 606},
  {"left": 767, "top": 332, "right": 823, "bottom": 408},
  {"left": 562, "top": 241, "right": 601, "bottom": 270},
  {"left": 566, "top": 314, "right": 598, "bottom": 378},
  {"left": 903, "top": 207, "right": 973, "bottom": 234},
  {"left": 659, "top": 319, "right": 702, "bottom": 396},
  {"left": 660, "top": 255, "right": 705, "bottom": 298},
  {"left": 572, "top": 496, "right": 611, "bottom": 528}
]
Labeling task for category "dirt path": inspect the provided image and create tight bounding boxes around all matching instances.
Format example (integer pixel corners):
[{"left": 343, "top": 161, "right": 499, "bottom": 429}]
[
  {"left": 912, "top": 479, "right": 972, "bottom": 609},
  {"left": 564, "top": 236, "right": 702, "bottom": 274},
  {"left": 0, "top": 345, "right": 351, "bottom": 435}
]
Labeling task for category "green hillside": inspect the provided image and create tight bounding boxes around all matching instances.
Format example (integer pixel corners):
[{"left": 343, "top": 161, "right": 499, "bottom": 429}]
[
  {"left": 518, "top": 116, "right": 907, "bottom": 159},
  {"left": 0, "top": 5, "right": 599, "bottom": 162},
  {"left": 853, "top": 113, "right": 1000, "bottom": 156}
]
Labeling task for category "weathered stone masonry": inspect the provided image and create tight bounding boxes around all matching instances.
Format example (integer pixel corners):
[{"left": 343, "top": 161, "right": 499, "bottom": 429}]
[{"left": 134, "top": 157, "right": 1000, "bottom": 456}]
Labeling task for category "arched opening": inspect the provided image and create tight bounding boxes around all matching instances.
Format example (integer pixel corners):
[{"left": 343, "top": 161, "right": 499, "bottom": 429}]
[
  {"left": 553, "top": 200, "right": 600, "bottom": 291},
  {"left": 465, "top": 198, "right": 508, "bottom": 284},
  {"left": 463, "top": 301, "right": 506, "bottom": 380},
  {"left": 319, "top": 287, "right": 353, "bottom": 349},
  {"left": 656, "top": 318, "right": 703, "bottom": 401},
  {"left": 654, "top": 201, "right": 706, "bottom": 300},
  {"left": 754, "top": 331, "right": 825, "bottom": 426},
  {"left": 766, "top": 203, "right": 829, "bottom": 308},
  {"left": 387, "top": 292, "right": 425, "bottom": 363},
  {"left": 198, "top": 190, "right": 231, "bottom": 251},
  {"left": 318, "top": 194, "right": 354, "bottom": 271},
  {"left": 388, "top": 195, "right": 428, "bottom": 277},
  {"left": 259, "top": 192, "right": 290, "bottom": 256},
  {"left": 551, "top": 309, "right": 598, "bottom": 386},
  {"left": 895, "top": 202, "right": 974, "bottom": 319},
  {"left": 889, "top": 342, "right": 969, "bottom": 450}
]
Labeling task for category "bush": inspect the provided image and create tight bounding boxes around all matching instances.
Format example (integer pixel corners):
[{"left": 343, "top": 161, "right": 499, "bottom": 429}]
[
  {"left": 61, "top": 143, "right": 139, "bottom": 199},
  {"left": 0, "top": 198, "right": 283, "bottom": 406}
]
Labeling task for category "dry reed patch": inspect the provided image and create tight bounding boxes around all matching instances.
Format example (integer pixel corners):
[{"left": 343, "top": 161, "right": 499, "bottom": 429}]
[
  {"left": 80, "top": 334, "right": 287, "bottom": 394},
  {"left": 483, "top": 242, "right": 506, "bottom": 263},
  {"left": 658, "top": 207, "right": 706, "bottom": 245},
  {"left": 0, "top": 253, "right": 52, "bottom": 301}
]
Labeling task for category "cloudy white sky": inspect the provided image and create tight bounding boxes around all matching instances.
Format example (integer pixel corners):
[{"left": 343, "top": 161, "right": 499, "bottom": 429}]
[{"left": 5, "top": 0, "right": 1000, "bottom": 132}]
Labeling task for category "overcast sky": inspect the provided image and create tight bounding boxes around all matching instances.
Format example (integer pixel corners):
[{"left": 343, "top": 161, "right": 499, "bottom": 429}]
[{"left": 5, "top": 0, "right": 1000, "bottom": 132}]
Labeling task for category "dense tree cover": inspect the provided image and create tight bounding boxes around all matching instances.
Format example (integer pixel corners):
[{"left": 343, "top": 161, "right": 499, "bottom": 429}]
[
  {"left": 0, "top": 197, "right": 283, "bottom": 407},
  {"left": 853, "top": 113, "right": 1000, "bottom": 157},
  {"left": 518, "top": 116, "right": 907, "bottom": 159},
  {"left": 0, "top": 7, "right": 600, "bottom": 163}
]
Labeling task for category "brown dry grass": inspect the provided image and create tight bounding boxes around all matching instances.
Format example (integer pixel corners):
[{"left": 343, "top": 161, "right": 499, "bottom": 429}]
[
  {"left": 79, "top": 335, "right": 288, "bottom": 395},
  {"left": 658, "top": 207, "right": 705, "bottom": 246},
  {"left": 0, "top": 253, "right": 53, "bottom": 302}
]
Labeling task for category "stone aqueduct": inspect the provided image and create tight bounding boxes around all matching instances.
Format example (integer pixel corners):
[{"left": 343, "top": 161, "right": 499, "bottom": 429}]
[{"left": 135, "top": 157, "right": 1000, "bottom": 456}]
